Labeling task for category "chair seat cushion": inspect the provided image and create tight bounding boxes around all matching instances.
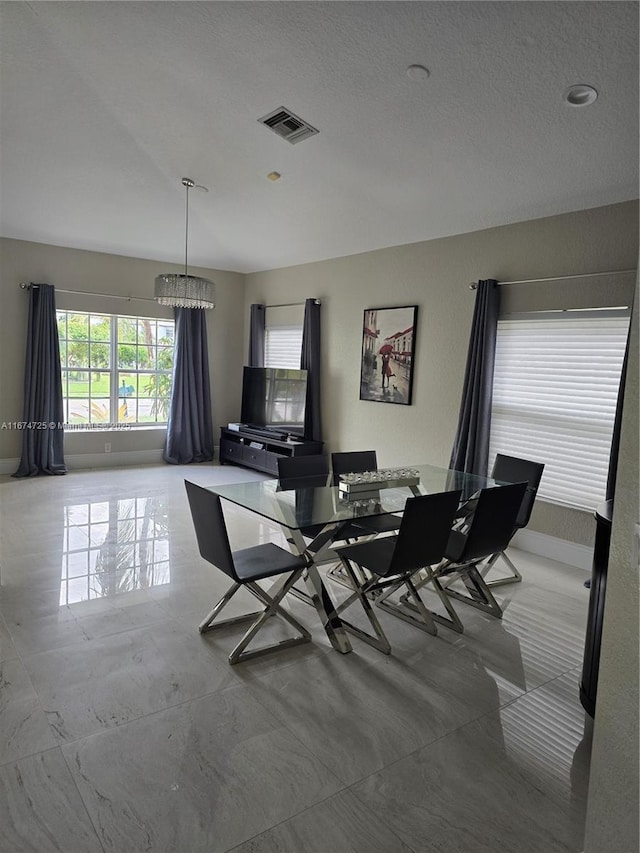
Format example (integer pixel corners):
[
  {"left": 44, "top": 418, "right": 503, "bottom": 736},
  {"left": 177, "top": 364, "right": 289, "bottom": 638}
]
[
  {"left": 233, "top": 543, "right": 308, "bottom": 582},
  {"left": 332, "top": 521, "right": 374, "bottom": 541},
  {"left": 301, "top": 522, "right": 327, "bottom": 539},
  {"left": 350, "top": 514, "right": 402, "bottom": 536},
  {"left": 336, "top": 536, "right": 399, "bottom": 577}
]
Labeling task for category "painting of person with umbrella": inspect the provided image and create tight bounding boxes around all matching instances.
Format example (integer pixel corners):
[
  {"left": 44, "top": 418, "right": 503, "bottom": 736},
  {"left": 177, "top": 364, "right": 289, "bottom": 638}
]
[
  {"left": 359, "top": 305, "right": 418, "bottom": 405},
  {"left": 379, "top": 343, "right": 394, "bottom": 389}
]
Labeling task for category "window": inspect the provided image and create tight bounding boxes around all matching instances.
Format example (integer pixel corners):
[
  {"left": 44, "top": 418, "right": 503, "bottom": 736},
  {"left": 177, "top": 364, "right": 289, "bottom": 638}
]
[
  {"left": 57, "top": 311, "right": 174, "bottom": 427},
  {"left": 489, "top": 311, "right": 629, "bottom": 511},
  {"left": 263, "top": 304, "right": 304, "bottom": 369}
]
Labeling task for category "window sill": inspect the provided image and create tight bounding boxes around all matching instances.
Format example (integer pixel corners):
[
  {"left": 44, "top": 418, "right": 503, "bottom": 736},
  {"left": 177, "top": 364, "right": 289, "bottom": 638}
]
[
  {"left": 536, "top": 496, "right": 595, "bottom": 515},
  {"left": 63, "top": 425, "right": 167, "bottom": 433}
]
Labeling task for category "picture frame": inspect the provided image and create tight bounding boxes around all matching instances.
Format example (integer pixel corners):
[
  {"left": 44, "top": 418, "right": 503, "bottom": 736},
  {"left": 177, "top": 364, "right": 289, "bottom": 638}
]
[{"left": 359, "top": 305, "right": 418, "bottom": 405}]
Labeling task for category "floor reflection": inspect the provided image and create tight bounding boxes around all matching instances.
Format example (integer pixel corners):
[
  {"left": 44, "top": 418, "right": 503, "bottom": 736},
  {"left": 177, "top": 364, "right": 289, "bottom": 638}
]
[
  {"left": 60, "top": 496, "right": 171, "bottom": 604},
  {"left": 495, "top": 671, "right": 591, "bottom": 851}
]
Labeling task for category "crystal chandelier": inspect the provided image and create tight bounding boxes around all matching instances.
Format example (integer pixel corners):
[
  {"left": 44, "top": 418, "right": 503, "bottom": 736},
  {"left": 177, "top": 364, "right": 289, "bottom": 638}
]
[{"left": 154, "top": 177, "right": 216, "bottom": 309}]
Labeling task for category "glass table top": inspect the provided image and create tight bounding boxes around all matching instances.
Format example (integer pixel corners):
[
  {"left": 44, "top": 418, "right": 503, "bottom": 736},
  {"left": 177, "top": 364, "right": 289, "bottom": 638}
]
[{"left": 205, "top": 463, "right": 503, "bottom": 531}]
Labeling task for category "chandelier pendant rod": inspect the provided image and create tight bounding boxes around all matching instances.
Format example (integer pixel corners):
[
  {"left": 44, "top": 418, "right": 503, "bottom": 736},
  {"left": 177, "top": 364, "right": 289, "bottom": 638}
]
[{"left": 184, "top": 178, "right": 191, "bottom": 278}]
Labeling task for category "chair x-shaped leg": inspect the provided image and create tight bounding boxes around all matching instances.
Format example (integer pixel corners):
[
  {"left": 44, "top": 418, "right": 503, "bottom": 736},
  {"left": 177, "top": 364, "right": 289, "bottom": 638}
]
[
  {"left": 333, "top": 556, "right": 441, "bottom": 654},
  {"left": 199, "top": 569, "right": 311, "bottom": 664},
  {"left": 406, "top": 559, "right": 503, "bottom": 628}
]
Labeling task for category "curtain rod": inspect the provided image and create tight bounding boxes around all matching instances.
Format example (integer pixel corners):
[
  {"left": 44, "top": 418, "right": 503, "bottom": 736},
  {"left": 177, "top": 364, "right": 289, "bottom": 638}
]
[
  {"left": 20, "top": 282, "right": 156, "bottom": 302},
  {"left": 20, "top": 284, "right": 323, "bottom": 308},
  {"left": 468, "top": 269, "right": 636, "bottom": 290},
  {"left": 263, "top": 299, "right": 321, "bottom": 308}
]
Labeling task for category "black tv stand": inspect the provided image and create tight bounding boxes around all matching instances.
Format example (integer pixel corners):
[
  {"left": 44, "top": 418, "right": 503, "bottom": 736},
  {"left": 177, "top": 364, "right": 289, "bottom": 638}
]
[{"left": 219, "top": 425, "right": 323, "bottom": 475}]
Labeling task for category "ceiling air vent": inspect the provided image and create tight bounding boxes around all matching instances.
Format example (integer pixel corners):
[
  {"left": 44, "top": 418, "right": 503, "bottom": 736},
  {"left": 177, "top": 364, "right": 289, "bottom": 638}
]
[{"left": 258, "top": 107, "right": 319, "bottom": 144}]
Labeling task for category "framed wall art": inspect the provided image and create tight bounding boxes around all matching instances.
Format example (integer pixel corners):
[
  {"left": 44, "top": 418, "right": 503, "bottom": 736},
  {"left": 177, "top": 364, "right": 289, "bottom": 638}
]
[{"left": 359, "top": 305, "right": 418, "bottom": 405}]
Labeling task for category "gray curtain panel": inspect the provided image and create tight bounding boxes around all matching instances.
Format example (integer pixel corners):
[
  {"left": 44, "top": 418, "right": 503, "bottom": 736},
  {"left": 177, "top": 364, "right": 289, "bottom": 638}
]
[
  {"left": 248, "top": 304, "right": 265, "bottom": 367},
  {"left": 300, "top": 298, "right": 322, "bottom": 442},
  {"left": 164, "top": 307, "right": 214, "bottom": 464},
  {"left": 13, "top": 283, "right": 67, "bottom": 477},
  {"left": 449, "top": 279, "right": 500, "bottom": 475}
]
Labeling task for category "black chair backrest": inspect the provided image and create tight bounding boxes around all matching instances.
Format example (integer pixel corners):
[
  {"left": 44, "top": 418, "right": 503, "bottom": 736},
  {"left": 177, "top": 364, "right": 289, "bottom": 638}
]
[
  {"left": 331, "top": 450, "right": 378, "bottom": 484},
  {"left": 457, "top": 481, "right": 528, "bottom": 563},
  {"left": 184, "top": 480, "right": 238, "bottom": 581},
  {"left": 491, "top": 454, "right": 545, "bottom": 530},
  {"left": 278, "top": 453, "right": 329, "bottom": 483},
  {"left": 389, "top": 490, "right": 462, "bottom": 574}
]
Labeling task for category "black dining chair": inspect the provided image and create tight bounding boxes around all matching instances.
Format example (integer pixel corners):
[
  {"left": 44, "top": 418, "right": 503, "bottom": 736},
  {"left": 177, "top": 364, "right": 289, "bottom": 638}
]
[
  {"left": 276, "top": 454, "right": 332, "bottom": 544},
  {"left": 277, "top": 453, "right": 330, "bottom": 486},
  {"left": 331, "top": 449, "right": 378, "bottom": 483},
  {"left": 185, "top": 480, "right": 312, "bottom": 664},
  {"left": 278, "top": 453, "right": 384, "bottom": 588},
  {"left": 481, "top": 454, "right": 545, "bottom": 587},
  {"left": 416, "top": 481, "right": 528, "bottom": 629},
  {"left": 331, "top": 450, "right": 403, "bottom": 536},
  {"left": 332, "top": 490, "right": 462, "bottom": 653},
  {"left": 328, "top": 450, "right": 405, "bottom": 590}
]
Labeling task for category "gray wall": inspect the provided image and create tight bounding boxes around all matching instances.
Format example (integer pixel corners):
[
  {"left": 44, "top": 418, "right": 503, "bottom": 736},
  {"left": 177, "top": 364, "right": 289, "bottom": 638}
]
[
  {"left": 245, "top": 201, "right": 638, "bottom": 547},
  {"left": 0, "top": 238, "right": 245, "bottom": 463},
  {"left": 584, "top": 279, "right": 639, "bottom": 853}
]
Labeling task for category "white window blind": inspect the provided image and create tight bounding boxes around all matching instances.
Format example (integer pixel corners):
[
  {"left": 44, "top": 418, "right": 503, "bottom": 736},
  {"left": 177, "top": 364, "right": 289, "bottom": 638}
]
[
  {"left": 264, "top": 325, "right": 303, "bottom": 369},
  {"left": 489, "top": 313, "right": 629, "bottom": 511}
]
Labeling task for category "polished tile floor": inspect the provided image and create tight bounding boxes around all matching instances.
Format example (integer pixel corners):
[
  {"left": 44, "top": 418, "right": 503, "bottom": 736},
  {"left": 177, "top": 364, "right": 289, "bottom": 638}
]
[{"left": 0, "top": 463, "right": 593, "bottom": 853}]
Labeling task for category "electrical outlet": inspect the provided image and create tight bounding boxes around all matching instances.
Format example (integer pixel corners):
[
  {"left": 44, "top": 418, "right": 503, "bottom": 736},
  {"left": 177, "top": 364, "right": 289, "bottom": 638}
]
[{"left": 104, "top": 442, "right": 111, "bottom": 453}]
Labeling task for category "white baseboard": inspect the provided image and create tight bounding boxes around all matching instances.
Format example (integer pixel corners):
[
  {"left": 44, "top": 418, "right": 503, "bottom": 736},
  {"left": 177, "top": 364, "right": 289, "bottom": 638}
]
[
  {"left": 0, "top": 458, "right": 19, "bottom": 475},
  {"left": 0, "top": 449, "right": 165, "bottom": 473},
  {"left": 512, "top": 528, "right": 593, "bottom": 571},
  {"left": 65, "top": 449, "right": 166, "bottom": 469}
]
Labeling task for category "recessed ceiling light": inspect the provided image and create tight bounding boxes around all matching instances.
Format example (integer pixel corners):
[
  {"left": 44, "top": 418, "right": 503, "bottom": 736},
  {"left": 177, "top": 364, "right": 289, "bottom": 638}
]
[
  {"left": 407, "top": 64, "right": 430, "bottom": 82},
  {"left": 267, "top": 171, "right": 281, "bottom": 182},
  {"left": 563, "top": 84, "right": 598, "bottom": 107}
]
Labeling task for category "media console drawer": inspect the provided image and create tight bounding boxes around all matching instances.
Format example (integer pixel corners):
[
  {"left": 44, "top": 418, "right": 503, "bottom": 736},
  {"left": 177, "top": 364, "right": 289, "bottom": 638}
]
[
  {"left": 244, "top": 445, "right": 268, "bottom": 469},
  {"left": 220, "top": 437, "right": 245, "bottom": 462}
]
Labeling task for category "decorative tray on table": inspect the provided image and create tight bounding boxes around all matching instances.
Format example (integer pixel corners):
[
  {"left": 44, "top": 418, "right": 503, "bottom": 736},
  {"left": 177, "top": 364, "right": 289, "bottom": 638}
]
[{"left": 338, "top": 468, "right": 420, "bottom": 501}]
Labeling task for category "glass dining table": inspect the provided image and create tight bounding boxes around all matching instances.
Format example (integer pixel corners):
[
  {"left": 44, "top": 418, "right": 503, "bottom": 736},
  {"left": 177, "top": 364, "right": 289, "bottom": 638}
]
[{"left": 207, "top": 463, "right": 502, "bottom": 654}]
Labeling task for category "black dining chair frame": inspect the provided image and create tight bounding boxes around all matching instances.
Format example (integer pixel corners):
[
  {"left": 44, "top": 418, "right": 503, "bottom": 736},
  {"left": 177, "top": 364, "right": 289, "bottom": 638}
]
[
  {"left": 415, "top": 481, "right": 528, "bottom": 629},
  {"left": 480, "top": 454, "right": 545, "bottom": 587},
  {"left": 330, "top": 450, "right": 403, "bottom": 534},
  {"left": 185, "top": 480, "right": 312, "bottom": 664},
  {"left": 333, "top": 490, "right": 462, "bottom": 653},
  {"left": 328, "top": 450, "right": 404, "bottom": 589},
  {"left": 277, "top": 452, "right": 330, "bottom": 484}
]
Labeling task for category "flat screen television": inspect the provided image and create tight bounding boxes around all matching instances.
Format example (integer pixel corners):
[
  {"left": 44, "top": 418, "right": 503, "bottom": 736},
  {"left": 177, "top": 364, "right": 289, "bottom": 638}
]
[{"left": 241, "top": 367, "right": 308, "bottom": 437}]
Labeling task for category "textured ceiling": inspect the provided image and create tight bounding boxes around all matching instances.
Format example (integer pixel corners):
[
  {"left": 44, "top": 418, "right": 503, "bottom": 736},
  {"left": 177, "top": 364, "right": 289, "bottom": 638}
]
[{"left": 1, "top": 1, "right": 638, "bottom": 273}]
